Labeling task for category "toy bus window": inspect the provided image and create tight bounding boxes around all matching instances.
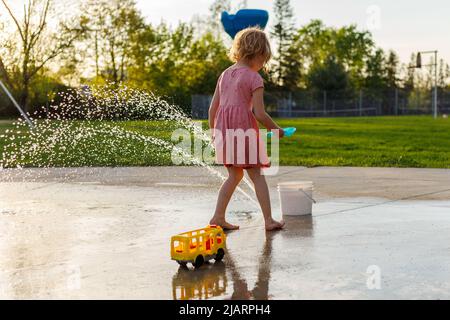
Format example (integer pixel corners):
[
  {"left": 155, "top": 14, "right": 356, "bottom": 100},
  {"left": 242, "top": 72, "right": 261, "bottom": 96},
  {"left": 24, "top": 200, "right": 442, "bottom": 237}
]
[
  {"left": 174, "top": 241, "right": 183, "bottom": 253},
  {"left": 217, "top": 233, "right": 222, "bottom": 244},
  {"left": 210, "top": 234, "right": 214, "bottom": 245},
  {"left": 190, "top": 238, "right": 197, "bottom": 250}
]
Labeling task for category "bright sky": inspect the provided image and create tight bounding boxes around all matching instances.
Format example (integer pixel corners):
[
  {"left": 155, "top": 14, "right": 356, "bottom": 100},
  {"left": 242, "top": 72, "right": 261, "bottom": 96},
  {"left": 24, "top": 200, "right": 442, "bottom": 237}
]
[{"left": 136, "top": 0, "right": 450, "bottom": 65}]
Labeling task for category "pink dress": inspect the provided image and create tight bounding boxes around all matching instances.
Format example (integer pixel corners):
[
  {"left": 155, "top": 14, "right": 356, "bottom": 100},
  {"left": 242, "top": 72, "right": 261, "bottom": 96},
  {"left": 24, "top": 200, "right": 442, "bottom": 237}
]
[{"left": 213, "top": 66, "right": 270, "bottom": 168}]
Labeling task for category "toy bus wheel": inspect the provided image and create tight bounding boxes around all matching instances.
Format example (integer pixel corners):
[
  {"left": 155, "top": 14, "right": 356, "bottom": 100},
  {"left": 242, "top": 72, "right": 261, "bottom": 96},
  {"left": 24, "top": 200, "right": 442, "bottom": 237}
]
[
  {"left": 215, "top": 249, "right": 225, "bottom": 262},
  {"left": 193, "top": 255, "right": 204, "bottom": 269}
]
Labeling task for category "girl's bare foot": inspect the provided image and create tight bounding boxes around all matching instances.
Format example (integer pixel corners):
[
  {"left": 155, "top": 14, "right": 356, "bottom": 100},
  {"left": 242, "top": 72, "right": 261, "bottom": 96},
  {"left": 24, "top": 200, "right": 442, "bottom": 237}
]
[
  {"left": 210, "top": 219, "right": 240, "bottom": 230},
  {"left": 265, "top": 219, "right": 285, "bottom": 231}
]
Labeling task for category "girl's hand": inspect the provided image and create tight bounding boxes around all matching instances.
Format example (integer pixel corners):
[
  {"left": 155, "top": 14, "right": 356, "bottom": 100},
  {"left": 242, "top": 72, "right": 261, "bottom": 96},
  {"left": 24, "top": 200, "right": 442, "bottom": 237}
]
[
  {"left": 272, "top": 128, "right": 285, "bottom": 138},
  {"left": 267, "top": 128, "right": 285, "bottom": 139}
]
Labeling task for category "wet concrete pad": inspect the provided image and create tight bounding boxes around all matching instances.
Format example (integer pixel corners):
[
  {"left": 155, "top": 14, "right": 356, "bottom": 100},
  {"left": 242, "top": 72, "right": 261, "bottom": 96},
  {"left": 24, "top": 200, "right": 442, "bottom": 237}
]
[{"left": 1, "top": 167, "right": 449, "bottom": 299}]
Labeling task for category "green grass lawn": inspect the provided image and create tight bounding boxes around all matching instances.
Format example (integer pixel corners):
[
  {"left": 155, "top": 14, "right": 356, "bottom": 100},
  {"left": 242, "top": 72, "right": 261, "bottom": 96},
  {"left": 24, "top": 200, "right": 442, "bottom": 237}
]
[
  {"left": 276, "top": 116, "right": 450, "bottom": 168},
  {"left": 1, "top": 116, "right": 449, "bottom": 168}
]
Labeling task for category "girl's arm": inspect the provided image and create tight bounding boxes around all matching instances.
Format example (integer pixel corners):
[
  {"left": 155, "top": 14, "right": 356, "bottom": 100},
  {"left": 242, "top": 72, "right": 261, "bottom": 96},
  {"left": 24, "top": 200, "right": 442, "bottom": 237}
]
[
  {"left": 208, "top": 82, "right": 220, "bottom": 129},
  {"left": 252, "top": 88, "right": 284, "bottom": 137}
]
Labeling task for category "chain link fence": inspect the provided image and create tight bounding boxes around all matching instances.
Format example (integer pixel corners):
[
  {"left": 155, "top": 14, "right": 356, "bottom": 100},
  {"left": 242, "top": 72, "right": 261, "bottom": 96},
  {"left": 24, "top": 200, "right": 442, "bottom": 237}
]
[{"left": 192, "top": 88, "right": 450, "bottom": 119}]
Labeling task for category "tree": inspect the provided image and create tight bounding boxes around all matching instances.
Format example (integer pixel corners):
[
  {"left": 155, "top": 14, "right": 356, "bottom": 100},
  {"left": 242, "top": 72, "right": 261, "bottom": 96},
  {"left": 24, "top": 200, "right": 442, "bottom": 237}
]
[
  {"left": 438, "top": 58, "right": 449, "bottom": 89},
  {"left": 0, "top": 0, "right": 87, "bottom": 111},
  {"left": 271, "top": 0, "right": 296, "bottom": 86},
  {"left": 334, "top": 25, "right": 373, "bottom": 87},
  {"left": 0, "top": 19, "right": 15, "bottom": 89},
  {"left": 291, "top": 20, "right": 374, "bottom": 90},
  {"left": 307, "top": 55, "right": 349, "bottom": 95},
  {"left": 279, "top": 42, "right": 304, "bottom": 90},
  {"left": 403, "top": 53, "right": 416, "bottom": 92},
  {"left": 126, "top": 21, "right": 229, "bottom": 110},
  {"left": 236, "top": 0, "right": 248, "bottom": 9},
  {"left": 81, "top": 0, "right": 146, "bottom": 83},
  {"left": 181, "top": 32, "right": 230, "bottom": 95},
  {"left": 365, "top": 48, "right": 386, "bottom": 97},
  {"left": 385, "top": 50, "right": 400, "bottom": 89},
  {"left": 205, "top": 0, "right": 231, "bottom": 41}
]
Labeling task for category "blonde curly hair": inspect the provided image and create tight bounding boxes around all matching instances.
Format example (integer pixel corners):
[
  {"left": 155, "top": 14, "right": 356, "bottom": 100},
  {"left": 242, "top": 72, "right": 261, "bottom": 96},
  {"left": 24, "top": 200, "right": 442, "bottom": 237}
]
[{"left": 228, "top": 27, "right": 272, "bottom": 69}]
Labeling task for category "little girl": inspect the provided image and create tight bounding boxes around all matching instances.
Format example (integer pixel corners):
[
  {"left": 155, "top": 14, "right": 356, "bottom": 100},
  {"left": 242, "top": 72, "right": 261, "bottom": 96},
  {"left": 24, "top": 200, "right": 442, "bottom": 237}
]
[{"left": 208, "top": 27, "right": 285, "bottom": 231}]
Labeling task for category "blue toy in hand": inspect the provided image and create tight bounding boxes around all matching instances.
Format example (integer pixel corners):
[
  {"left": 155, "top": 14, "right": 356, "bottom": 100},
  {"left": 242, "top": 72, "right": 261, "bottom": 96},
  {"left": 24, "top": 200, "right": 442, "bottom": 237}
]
[{"left": 267, "top": 127, "right": 297, "bottom": 138}]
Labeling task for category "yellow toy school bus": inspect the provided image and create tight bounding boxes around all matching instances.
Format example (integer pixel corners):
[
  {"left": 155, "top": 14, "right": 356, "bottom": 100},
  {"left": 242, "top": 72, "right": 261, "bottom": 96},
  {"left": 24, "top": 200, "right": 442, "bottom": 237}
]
[{"left": 171, "top": 225, "right": 226, "bottom": 269}]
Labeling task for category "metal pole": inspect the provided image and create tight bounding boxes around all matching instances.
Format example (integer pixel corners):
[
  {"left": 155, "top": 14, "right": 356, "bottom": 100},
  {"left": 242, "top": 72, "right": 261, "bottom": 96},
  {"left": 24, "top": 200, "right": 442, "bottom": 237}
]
[
  {"left": 288, "top": 92, "right": 292, "bottom": 118},
  {"left": 359, "top": 90, "right": 363, "bottom": 116},
  {"left": 0, "top": 79, "right": 35, "bottom": 129},
  {"left": 434, "top": 51, "right": 438, "bottom": 119},
  {"left": 417, "top": 50, "right": 439, "bottom": 119},
  {"left": 394, "top": 88, "right": 398, "bottom": 115}
]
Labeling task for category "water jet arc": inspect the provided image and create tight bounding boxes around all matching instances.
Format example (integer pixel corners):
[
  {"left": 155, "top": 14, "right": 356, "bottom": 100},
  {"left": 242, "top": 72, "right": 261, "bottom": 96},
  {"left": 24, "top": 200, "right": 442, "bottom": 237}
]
[{"left": 0, "top": 79, "right": 35, "bottom": 129}]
